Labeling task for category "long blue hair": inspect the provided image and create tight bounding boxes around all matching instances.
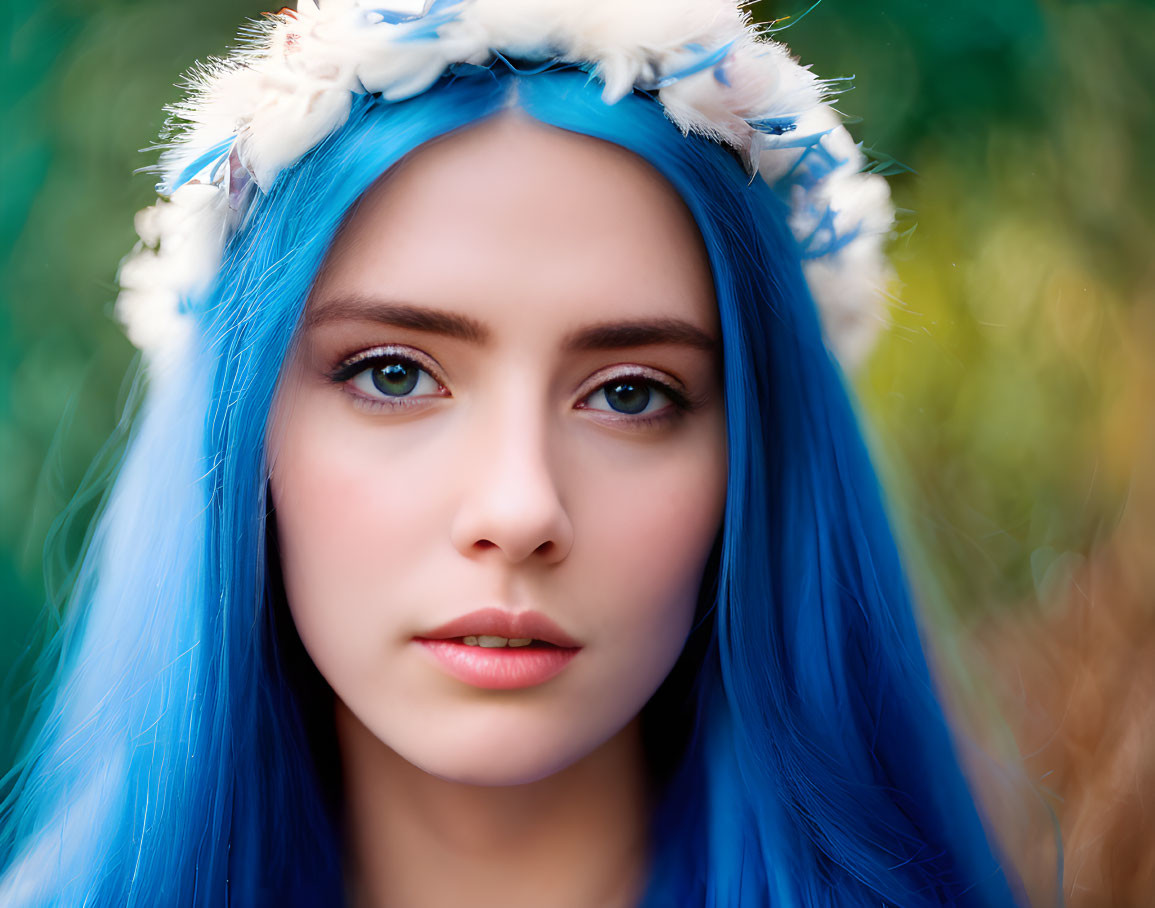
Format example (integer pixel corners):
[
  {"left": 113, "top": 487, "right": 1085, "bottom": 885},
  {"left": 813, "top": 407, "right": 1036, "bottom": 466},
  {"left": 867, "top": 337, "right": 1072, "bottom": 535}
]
[{"left": 0, "top": 66, "right": 1020, "bottom": 906}]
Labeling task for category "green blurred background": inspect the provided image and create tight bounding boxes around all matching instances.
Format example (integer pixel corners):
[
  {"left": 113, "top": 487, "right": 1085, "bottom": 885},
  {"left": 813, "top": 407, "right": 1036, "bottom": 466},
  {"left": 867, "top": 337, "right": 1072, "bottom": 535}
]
[{"left": 3, "top": 0, "right": 1153, "bottom": 899}]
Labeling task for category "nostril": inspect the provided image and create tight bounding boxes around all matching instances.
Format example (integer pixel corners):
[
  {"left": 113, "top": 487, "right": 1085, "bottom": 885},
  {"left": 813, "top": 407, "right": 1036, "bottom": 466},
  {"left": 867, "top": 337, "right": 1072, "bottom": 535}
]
[{"left": 451, "top": 488, "right": 575, "bottom": 565}]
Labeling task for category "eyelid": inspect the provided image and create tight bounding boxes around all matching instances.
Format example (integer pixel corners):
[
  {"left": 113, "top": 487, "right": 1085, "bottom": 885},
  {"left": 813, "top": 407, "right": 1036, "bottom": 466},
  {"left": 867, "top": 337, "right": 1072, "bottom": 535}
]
[
  {"left": 573, "top": 363, "right": 688, "bottom": 404},
  {"left": 329, "top": 343, "right": 448, "bottom": 388},
  {"left": 575, "top": 364, "right": 705, "bottom": 420}
]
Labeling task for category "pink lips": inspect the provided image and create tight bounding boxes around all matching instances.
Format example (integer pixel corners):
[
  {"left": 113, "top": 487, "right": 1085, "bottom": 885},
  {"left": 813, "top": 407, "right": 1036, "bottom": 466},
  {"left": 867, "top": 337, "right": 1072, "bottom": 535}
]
[{"left": 415, "top": 608, "right": 582, "bottom": 690}]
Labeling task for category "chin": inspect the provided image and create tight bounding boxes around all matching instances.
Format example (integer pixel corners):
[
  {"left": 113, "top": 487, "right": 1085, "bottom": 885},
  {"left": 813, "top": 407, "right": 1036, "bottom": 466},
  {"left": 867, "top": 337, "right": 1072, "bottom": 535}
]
[{"left": 403, "top": 737, "right": 587, "bottom": 788}]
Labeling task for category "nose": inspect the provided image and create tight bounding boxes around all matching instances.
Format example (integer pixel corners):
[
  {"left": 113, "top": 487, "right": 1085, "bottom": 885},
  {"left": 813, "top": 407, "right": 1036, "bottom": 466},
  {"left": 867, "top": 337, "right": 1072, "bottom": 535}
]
[{"left": 449, "top": 398, "right": 574, "bottom": 566}]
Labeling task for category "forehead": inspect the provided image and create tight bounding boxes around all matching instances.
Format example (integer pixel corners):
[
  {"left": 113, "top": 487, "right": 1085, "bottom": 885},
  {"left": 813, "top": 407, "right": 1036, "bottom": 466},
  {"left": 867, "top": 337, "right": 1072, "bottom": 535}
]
[{"left": 312, "top": 112, "right": 718, "bottom": 342}]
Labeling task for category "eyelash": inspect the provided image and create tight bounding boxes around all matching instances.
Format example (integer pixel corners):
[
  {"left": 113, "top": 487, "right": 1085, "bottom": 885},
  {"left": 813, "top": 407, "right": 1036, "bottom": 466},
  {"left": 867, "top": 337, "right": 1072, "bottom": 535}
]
[{"left": 326, "top": 345, "right": 696, "bottom": 430}]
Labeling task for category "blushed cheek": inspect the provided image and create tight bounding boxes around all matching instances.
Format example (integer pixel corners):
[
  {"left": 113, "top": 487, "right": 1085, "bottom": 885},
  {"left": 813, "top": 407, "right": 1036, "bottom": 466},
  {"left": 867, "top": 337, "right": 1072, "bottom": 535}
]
[
  {"left": 581, "top": 440, "right": 727, "bottom": 686},
  {"left": 271, "top": 428, "right": 364, "bottom": 676},
  {"left": 268, "top": 403, "right": 445, "bottom": 674}
]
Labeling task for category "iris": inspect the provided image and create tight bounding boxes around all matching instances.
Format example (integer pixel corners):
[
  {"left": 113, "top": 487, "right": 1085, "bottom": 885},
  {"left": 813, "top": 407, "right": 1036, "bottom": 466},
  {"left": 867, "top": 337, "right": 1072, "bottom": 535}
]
[
  {"left": 371, "top": 361, "right": 420, "bottom": 396},
  {"left": 605, "top": 381, "right": 650, "bottom": 414}
]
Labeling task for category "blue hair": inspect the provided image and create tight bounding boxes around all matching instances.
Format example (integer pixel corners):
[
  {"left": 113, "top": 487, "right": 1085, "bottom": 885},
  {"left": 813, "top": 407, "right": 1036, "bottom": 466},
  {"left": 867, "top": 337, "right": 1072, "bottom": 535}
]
[{"left": 0, "top": 67, "right": 1020, "bottom": 906}]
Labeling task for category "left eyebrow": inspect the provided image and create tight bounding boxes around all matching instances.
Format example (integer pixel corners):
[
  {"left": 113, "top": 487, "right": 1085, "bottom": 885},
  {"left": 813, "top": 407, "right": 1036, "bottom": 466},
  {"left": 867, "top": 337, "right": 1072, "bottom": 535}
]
[{"left": 561, "top": 317, "right": 720, "bottom": 355}]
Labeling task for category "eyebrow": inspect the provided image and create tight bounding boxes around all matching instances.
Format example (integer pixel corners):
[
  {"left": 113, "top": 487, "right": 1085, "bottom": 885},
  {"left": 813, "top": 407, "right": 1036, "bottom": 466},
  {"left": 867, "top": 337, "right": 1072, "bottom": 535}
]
[{"left": 305, "top": 296, "right": 720, "bottom": 354}]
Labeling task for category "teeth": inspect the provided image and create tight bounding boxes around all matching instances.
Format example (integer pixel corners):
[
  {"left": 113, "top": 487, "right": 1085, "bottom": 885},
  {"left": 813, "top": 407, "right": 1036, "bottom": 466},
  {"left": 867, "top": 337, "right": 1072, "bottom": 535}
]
[
  {"left": 508, "top": 638, "right": 532, "bottom": 647},
  {"left": 478, "top": 635, "right": 507, "bottom": 648},
  {"left": 460, "top": 636, "right": 536, "bottom": 648},
  {"left": 462, "top": 636, "right": 479, "bottom": 646}
]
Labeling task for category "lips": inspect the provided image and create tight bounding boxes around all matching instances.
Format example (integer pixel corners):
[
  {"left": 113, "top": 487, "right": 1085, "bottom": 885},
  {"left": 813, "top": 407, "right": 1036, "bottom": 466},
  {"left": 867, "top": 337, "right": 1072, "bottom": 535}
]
[
  {"left": 414, "top": 607, "right": 583, "bottom": 690},
  {"left": 415, "top": 607, "right": 581, "bottom": 649}
]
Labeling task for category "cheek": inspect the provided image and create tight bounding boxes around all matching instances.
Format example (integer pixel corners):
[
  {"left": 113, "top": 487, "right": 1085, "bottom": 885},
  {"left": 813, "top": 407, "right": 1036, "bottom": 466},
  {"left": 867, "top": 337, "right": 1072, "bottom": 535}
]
[
  {"left": 268, "top": 401, "right": 451, "bottom": 670},
  {"left": 566, "top": 421, "right": 727, "bottom": 694}
]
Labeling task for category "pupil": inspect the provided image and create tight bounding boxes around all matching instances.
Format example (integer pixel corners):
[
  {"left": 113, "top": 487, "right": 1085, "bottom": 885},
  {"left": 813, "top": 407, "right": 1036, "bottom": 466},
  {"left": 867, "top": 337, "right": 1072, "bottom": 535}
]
[
  {"left": 371, "top": 362, "right": 419, "bottom": 396},
  {"left": 606, "top": 381, "right": 650, "bottom": 414}
]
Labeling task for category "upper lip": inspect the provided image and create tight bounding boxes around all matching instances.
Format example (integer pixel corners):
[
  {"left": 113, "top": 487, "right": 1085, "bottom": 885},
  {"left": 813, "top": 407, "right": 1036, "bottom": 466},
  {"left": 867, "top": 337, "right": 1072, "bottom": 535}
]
[{"left": 417, "top": 608, "right": 581, "bottom": 648}]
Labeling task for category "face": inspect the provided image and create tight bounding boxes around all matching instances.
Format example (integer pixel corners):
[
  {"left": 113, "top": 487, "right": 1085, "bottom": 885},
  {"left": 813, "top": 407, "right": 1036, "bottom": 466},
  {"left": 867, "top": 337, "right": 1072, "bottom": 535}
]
[{"left": 268, "top": 113, "right": 727, "bottom": 786}]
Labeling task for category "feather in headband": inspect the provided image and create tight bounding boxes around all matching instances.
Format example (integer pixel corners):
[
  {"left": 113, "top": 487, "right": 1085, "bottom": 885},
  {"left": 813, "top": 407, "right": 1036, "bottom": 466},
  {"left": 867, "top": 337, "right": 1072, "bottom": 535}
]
[{"left": 116, "top": 0, "right": 895, "bottom": 369}]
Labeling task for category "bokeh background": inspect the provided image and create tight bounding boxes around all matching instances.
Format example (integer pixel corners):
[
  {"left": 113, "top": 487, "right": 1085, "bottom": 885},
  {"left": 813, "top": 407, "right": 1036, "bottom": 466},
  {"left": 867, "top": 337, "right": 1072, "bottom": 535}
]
[{"left": 3, "top": 1, "right": 1153, "bottom": 902}]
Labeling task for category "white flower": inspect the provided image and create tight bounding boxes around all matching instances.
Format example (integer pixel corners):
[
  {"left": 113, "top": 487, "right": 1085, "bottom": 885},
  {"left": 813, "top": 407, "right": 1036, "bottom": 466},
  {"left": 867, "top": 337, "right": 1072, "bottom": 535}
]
[{"left": 119, "top": 0, "right": 895, "bottom": 371}]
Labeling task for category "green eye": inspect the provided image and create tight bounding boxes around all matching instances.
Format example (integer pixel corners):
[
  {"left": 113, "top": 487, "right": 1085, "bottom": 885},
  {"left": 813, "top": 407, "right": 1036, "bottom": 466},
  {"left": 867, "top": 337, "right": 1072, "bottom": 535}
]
[
  {"left": 345, "top": 355, "right": 442, "bottom": 401},
  {"left": 369, "top": 361, "right": 421, "bottom": 397}
]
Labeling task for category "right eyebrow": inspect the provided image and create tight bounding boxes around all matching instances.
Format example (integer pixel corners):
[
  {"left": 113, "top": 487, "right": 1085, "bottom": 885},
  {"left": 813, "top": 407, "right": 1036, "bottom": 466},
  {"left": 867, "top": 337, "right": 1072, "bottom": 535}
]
[{"left": 304, "top": 297, "right": 490, "bottom": 343}]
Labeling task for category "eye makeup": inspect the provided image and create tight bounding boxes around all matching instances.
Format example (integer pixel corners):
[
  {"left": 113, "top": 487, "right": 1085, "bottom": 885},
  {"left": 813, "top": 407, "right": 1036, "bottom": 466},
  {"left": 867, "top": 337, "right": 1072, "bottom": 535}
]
[
  {"left": 572, "top": 363, "right": 701, "bottom": 431},
  {"left": 325, "top": 344, "right": 450, "bottom": 414},
  {"left": 324, "top": 343, "right": 708, "bottom": 429}
]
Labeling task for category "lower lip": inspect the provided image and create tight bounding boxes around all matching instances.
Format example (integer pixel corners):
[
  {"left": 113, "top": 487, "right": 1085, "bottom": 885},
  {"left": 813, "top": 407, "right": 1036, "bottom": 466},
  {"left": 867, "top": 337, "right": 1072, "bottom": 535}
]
[{"left": 416, "top": 639, "right": 581, "bottom": 690}]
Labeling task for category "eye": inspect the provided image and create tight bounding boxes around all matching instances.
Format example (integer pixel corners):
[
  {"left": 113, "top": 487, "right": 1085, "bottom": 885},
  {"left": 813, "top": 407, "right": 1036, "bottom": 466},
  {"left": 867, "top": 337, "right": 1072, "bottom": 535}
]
[
  {"left": 584, "top": 378, "right": 670, "bottom": 416},
  {"left": 578, "top": 370, "right": 693, "bottom": 428},
  {"left": 350, "top": 358, "right": 441, "bottom": 399},
  {"left": 329, "top": 346, "right": 447, "bottom": 409}
]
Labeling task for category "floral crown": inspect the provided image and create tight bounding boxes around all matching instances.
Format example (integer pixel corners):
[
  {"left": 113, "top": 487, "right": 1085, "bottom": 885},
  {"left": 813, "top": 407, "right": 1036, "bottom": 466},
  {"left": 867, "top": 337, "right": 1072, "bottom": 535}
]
[{"left": 116, "top": 0, "right": 895, "bottom": 369}]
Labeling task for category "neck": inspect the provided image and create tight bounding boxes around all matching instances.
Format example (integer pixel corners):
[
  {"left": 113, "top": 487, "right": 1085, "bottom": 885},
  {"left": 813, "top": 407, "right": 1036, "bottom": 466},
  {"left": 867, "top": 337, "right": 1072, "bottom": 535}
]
[{"left": 336, "top": 701, "right": 651, "bottom": 908}]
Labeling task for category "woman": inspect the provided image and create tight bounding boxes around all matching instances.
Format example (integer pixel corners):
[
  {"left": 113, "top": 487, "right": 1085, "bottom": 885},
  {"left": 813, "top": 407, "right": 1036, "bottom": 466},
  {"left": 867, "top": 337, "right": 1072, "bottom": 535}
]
[{"left": 0, "top": 1, "right": 1021, "bottom": 904}]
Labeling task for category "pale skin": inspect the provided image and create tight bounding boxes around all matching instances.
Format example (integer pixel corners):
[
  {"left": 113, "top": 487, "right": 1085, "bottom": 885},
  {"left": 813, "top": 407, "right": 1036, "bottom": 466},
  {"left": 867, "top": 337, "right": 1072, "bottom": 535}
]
[{"left": 267, "top": 114, "right": 727, "bottom": 907}]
